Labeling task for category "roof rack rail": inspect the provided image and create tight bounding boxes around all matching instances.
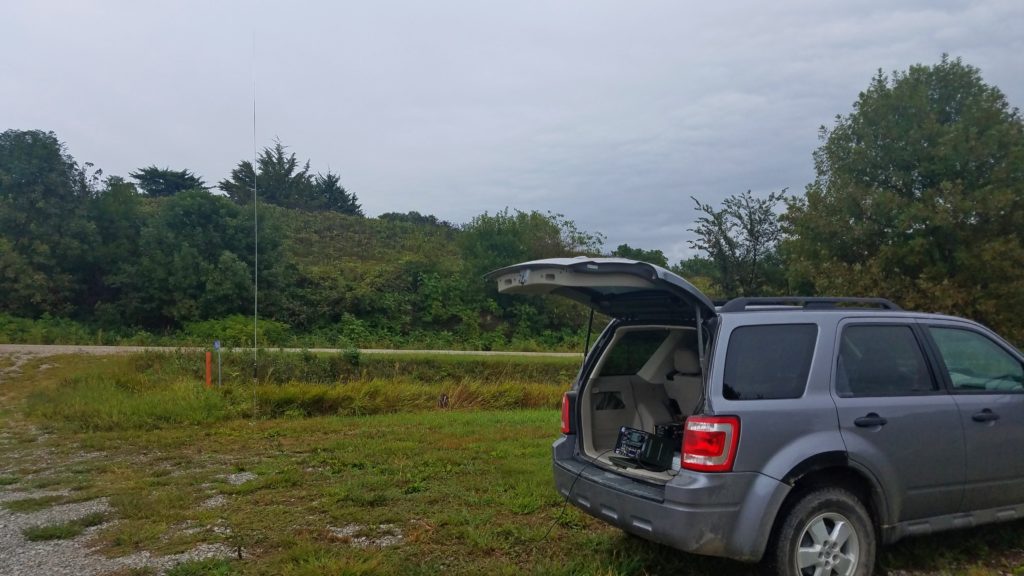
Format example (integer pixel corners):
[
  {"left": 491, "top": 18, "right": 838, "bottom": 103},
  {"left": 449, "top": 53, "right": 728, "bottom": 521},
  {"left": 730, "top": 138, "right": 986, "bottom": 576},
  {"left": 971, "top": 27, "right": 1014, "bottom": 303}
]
[{"left": 719, "top": 296, "right": 902, "bottom": 313}]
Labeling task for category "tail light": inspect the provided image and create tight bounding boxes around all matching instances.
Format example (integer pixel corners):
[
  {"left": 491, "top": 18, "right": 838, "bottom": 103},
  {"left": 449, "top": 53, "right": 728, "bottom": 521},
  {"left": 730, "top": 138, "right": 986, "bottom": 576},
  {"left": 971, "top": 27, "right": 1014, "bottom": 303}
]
[
  {"left": 682, "top": 416, "right": 740, "bottom": 472},
  {"left": 560, "top": 392, "right": 572, "bottom": 434}
]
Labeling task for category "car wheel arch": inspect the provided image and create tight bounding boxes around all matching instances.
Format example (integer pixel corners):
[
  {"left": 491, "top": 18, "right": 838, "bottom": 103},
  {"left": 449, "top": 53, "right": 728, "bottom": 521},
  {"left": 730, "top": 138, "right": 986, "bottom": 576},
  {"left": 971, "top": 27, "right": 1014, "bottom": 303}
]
[{"left": 778, "top": 453, "right": 889, "bottom": 532}]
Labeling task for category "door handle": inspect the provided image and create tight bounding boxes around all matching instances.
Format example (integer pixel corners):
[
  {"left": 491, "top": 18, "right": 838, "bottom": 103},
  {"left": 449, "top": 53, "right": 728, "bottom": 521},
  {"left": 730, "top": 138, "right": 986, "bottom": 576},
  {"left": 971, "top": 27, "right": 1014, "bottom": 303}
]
[
  {"left": 854, "top": 413, "right": 888, "bottom": 427},
  {"left": 972, "top": 409, "right": 1000, "bottom": 423}
]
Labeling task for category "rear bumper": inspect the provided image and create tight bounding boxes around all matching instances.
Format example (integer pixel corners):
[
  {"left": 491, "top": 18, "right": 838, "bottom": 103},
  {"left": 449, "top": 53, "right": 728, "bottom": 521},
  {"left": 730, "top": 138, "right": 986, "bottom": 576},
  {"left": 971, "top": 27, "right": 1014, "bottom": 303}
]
[{"left": 552, "top": 436, "right": 789, "bottom": 562}]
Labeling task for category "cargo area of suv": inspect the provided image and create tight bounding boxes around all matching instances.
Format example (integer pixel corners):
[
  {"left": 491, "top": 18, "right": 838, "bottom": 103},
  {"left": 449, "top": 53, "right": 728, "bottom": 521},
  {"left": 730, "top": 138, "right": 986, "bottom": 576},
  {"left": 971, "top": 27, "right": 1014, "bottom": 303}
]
[{"left": 576, "top": 324, "right": 704, "bottom": 481}]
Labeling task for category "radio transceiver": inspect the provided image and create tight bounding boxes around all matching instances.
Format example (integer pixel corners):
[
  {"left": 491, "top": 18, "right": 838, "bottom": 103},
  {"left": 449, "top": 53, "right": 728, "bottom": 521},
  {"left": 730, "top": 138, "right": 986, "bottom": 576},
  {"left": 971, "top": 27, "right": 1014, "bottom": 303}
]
[{"left": 611, "top": 426, "right": 673, "bottom": 471}]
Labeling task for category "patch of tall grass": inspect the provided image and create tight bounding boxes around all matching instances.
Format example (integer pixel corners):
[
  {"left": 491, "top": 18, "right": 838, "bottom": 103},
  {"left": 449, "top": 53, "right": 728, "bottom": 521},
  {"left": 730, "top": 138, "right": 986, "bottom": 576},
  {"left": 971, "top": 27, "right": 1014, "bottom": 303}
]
[
  {"left": 27, "top": 376, "right": 230, "bottom": 432},
  {"left": 254, "top": 381, "right": 561, "bottom": 418},
  {"left": 23, "top": 351, "right": 575, "bottom": 431},
  {"left": 132, "top": 348, "right": 579, "bottom": 387}
]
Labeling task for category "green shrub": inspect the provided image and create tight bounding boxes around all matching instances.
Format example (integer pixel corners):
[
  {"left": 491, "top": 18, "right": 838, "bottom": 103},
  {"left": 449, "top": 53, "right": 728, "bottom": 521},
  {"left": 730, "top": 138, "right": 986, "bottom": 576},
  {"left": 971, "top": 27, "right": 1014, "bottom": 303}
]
[
  {"left": 0, "top": 313, "right": 94, "bottom": 344},
  {"left": 182, "top": 315, "right": 290, "bottom": 348}
]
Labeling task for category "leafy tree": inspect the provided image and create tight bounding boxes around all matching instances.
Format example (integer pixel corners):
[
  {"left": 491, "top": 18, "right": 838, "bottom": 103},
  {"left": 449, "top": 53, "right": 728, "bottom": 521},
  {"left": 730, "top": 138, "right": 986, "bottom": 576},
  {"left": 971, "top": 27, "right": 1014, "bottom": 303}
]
[
  {"left": 671, "top": 255, "right": 719, "bottom": 297},
  {"left": 85, "top": 176, "right": 143, "bottom": 323},
  {"left": 113, "top": 189, "right": 257, "bottom": 328},
  {"left": 689, "top": 190, "right": 787, "bottom": 297},
  {"left": 0, "top": 129, "right": 97, "bottom": 316},
  {"left": 459, "top": 208, "right": 605, "bottom": 279},
  {"left": 0, "top": 237, "right": 44, "bottom": 317},
  {"left": 311, "top": 171, "right": 362, "bottom": 215},
  {"left": 673, "top": 255, "right": 717, "bottom": 279},
  {"left": 459, "top": 209, "right": 605, "bottom": 341},
  {"left": 610, "top": 243, "right": 668, "bottom": 266},
  {"left": 783, "top": 56, "right": 1024, "bottom": 340},
  {"left": 129, "top": 165, "right": 206, "bottom": 196}
]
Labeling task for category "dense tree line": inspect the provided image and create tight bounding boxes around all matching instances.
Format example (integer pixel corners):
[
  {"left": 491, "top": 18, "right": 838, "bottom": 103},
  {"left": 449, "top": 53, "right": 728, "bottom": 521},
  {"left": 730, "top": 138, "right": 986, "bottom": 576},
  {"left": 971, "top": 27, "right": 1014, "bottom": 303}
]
[
  {"left": 0, "top": 135, "right": 599, "bottom": 347},
  {"left": 2, "top": 56, "right": 1022, "bottom": 346}
]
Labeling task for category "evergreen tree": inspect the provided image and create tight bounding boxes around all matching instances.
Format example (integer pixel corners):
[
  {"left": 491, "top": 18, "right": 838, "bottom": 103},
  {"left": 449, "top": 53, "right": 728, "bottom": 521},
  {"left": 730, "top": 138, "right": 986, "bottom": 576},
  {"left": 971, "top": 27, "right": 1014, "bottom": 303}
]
[
  {"left": 130, "top": 165, "right": 206, "bottom": 196},
  {"left": 312, "top": 171, "right": 362, "bottom": 215}
]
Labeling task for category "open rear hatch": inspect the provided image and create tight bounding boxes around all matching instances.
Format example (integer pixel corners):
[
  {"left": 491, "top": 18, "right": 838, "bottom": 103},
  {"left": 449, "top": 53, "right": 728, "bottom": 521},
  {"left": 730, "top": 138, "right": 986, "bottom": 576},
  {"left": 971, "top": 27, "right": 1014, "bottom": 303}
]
[
  {"left": 487, "top": 258, "right": 717, "bottom": 482},
  {"left": 486, "top": 257, "right": 716, "bottom": 322}
]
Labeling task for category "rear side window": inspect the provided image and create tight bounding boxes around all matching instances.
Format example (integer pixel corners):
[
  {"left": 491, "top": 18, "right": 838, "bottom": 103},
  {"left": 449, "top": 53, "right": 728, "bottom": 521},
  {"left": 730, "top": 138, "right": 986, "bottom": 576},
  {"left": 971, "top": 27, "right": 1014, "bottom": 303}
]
[
  {"left": 599, "top": 329, "right": 669, "bottom": 376},
  {"left": 836, "top": 325, "right": 936, "bottom": 397},
  {"left": 723, "top": 324, "right": 817, "bottom": 400}
]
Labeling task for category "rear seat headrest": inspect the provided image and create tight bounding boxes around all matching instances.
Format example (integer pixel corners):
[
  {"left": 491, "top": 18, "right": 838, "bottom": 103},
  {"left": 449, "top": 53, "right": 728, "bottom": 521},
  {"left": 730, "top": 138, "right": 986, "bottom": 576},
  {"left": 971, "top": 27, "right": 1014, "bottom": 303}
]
[{"left": 673, "top": 348, "right": 701, "bottom": 376}]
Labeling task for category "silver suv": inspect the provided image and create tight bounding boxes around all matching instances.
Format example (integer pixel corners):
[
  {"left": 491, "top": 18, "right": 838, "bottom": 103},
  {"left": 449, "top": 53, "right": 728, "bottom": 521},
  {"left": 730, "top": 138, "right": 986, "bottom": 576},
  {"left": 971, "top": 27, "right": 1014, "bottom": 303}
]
[{"left": 489, "top": 257, "right": 1024, "bottom": 576}]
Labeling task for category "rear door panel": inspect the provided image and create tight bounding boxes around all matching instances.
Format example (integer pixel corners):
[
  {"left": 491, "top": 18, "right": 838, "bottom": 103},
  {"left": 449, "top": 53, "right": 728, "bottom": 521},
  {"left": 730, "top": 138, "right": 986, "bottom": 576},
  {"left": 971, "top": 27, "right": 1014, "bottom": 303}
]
[{"left": 831, "top": 319, "right": 965, "bottom": 521}]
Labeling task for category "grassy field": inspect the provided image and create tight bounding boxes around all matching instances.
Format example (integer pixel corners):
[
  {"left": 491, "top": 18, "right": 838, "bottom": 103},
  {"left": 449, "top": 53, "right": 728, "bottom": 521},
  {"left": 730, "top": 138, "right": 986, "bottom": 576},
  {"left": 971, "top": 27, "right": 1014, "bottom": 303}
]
[{"left": 1, "top": 352, "right": 1023, "bottom": 575}]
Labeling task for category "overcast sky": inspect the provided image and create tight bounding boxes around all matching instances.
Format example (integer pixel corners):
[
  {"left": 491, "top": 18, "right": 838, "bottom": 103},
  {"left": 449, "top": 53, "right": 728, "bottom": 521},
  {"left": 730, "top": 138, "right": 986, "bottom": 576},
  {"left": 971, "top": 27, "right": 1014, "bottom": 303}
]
[{"left": 4, "top": 1, "right": 1022, "bottom": 262}]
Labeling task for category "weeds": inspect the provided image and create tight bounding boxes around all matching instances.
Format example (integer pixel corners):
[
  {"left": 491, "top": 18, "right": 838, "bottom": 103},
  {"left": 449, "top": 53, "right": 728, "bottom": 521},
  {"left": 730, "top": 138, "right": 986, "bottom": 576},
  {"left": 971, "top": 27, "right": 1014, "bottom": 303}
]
[
  {"left": 23, "top": 351, "right": 573, "bottom": 431},
  {"left": 253, "top": 380, "right": 561, "bottom": 418},
  {"left": 27, "top": 377, "right": 229, "bottom": 432},
  {"left": 22, "top": 512, "right": 106, "bottom": 541},
  {"left": 4, "top": 495, "right": 66, "bottom": 512},
  {"left": 165, "top": 559, "right": 236, "bottom": 576}
]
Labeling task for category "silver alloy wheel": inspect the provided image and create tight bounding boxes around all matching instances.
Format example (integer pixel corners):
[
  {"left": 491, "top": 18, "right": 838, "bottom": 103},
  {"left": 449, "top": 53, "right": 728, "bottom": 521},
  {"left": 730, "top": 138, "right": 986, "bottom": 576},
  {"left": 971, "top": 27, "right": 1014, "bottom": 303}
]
[{"left": 794, "top": 511, "right": 860, "bottom": 576}]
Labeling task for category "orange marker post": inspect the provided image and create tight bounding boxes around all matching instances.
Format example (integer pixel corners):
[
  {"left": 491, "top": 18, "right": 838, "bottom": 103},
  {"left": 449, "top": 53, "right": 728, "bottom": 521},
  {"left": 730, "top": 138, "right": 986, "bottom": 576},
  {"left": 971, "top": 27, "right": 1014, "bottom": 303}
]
[{"left": 205, "top": 351, "right": 212, "bottom": 389}]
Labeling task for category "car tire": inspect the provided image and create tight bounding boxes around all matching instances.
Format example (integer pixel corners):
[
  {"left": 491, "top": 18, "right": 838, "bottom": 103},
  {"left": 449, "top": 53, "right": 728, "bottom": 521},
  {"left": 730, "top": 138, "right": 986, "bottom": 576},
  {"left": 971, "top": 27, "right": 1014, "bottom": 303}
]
[{"left": 763, "top": 487, "right": 876, "bottom": 576}]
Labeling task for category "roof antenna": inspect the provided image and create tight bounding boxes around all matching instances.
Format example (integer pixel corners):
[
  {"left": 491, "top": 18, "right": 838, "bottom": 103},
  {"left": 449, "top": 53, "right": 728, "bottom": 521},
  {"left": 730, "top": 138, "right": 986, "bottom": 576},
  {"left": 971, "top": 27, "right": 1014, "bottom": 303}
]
[{"left": 251, "top": 31, "right": 259, "bottom": 418}]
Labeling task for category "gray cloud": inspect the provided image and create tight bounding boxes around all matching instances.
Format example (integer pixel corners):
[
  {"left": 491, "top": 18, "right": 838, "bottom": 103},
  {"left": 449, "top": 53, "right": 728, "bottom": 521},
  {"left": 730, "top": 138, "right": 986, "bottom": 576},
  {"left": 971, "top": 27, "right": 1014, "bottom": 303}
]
[{"left": 3, "top": 0, "right": 1022, "bottom": 263}]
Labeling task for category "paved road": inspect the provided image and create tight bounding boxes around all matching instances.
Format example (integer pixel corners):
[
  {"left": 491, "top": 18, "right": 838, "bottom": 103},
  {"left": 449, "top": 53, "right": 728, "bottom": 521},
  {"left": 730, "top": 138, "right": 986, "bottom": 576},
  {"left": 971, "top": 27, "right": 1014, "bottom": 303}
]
[{"left": 0, "top": 344, "right": 581, "bottom": 358}]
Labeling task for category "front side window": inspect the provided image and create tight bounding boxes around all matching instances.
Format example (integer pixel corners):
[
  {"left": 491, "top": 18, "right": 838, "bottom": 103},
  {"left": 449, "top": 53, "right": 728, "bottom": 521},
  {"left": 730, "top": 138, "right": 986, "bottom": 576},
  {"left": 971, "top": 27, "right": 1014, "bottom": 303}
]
[
  {"left": 723, "top": 324, "right": 817, "bottom": 400},
  {"left": 836, "top": 325, "right": 936, "bottom": 397},
  {"left": 929, "top": 327, "right": 1024, "bottom": 392}
]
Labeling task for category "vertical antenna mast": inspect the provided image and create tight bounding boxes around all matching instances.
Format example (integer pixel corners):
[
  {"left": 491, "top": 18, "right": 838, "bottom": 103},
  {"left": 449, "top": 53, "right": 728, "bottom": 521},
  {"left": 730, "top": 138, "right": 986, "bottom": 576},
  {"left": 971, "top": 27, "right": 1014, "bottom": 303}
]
[{"left": 252, "top": 32, "right": 259, "bottom": 416}]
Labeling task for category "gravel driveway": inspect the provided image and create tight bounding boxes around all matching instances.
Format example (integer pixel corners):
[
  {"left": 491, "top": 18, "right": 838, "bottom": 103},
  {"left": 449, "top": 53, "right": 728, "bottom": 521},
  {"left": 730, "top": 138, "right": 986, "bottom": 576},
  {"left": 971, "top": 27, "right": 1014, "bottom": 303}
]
[{"left": 0, "top": 350, "right": 239, "bottom": 575}]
